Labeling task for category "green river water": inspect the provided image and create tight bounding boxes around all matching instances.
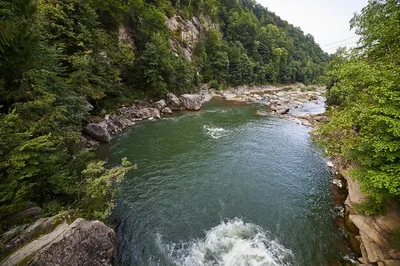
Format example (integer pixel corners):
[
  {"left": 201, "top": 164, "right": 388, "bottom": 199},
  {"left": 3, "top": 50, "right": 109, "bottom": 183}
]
[{"left": 99, "top": 99, "right": 353, "bottom": 266}]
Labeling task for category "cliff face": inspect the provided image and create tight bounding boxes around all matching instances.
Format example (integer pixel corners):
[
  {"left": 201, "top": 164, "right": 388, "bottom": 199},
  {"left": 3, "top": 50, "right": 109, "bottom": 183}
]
[
  {"left": 166, "top": 14, "right": 218, "bottom": 61},
  {"left": 337, "top": 165, "right": 400, "bottom": 265}
]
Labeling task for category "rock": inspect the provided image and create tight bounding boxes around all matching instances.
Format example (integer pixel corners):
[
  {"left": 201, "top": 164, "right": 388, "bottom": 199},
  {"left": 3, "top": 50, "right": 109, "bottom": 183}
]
[
  {"left": 359, "top": 230, "right": 388, "bottom": 263},
  {"left": 343, "top": 173, "right": 366, "bottom": 209},
  {"left": 180, "top": 94, "right": 203, "bottom": 111},
  {"left": 313, "top": 115, "right": 331, "bottom": 122},
  {"left": 351, "top": 214, "right": 392, "bottom": 248},
  {"left": 1, "top": 212, "right": 67, "bottom": 258},
  {"left": 271, "top": 105, "right": 290, "bottom": 115},
  {"left": 154, "top": 99, "right": 167, "bottom": 111},
  {"left": 327, "top": 161, "right": 334, "bottom": 168},
  {"left": 255, "top": 110, "right": 269, "bottom": 116},
  {"left": 167, "top": 93, "right": 182, "bottom": 110},
  {"left": 162, "top": 107, "right": 173, "bottom": 114},
  {"left": 388, "top": 249, "right": 400, "bottom": 260},
  {"left": 142, "top": 108, "right": 161, "bottom": 119},
  {"left": 83, "top": 123, "right": 111, "bottom": 143},
  {"left": 384, "top": 259, "right": 400, "bottom": 266},
  {"left": 8, "top": 205, "right": 43, "bottom": 222},
  {"left": 80, "top": 134, "right": 100, "bottom": 150},
  {"left": 119, "top": 107, "right": 161, "bottom": 120},
  {"left": 105, "top": 115, "right": 125, "bottom": 135},
  {"left": 2, "top": 218, "right": 114, "bottom": 266},
  {"left": 2, "top": 222, "right": 69, "bottom": 266},
  {"left": 300, "top": 118, "right": 313, "bottom": 127},
  {"left": 30, "top": 219, "right": 114, "bottom": 266}
]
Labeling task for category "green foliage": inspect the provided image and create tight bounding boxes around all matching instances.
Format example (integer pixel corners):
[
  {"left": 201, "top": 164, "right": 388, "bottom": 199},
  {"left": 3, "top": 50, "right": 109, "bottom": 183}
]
[
  {"left": 316, "top": 0, "right": 400, "bottom": 211},
  {"left": 80, "top": 158, "right": 136, "bottom": 220},
  {"left": 355, "top": 197, "right": 387, "bottom": 216},
  {"left": 134, "top": 32, "right": 195, "bottom": 97},
  {"left": 391, "top": 230, "right": 400, "bottom": 252}
]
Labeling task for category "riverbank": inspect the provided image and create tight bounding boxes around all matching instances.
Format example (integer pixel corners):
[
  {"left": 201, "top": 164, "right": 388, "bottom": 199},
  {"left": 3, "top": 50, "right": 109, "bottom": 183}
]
[
  {"left": 81, "top": 83, "right": 328, "bottom": 150},
  {"left": 327, "top": 160, "right": 400, "bottom": 266}
]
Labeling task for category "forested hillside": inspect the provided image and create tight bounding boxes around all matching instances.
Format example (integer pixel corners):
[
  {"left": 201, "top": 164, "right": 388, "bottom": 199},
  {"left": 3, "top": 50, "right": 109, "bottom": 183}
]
[
  {"left": 316, "top": 0, "right": 400, "bottom": 215},
  {"left": 0, "top": 0, "right": 328, "bottom": 228}
]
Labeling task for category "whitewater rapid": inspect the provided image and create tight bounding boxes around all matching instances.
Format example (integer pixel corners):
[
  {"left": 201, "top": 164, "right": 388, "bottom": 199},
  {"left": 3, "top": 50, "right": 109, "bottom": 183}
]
[
  {"left": 203, "top": 125, "right": 231, "bottom": 139},
  {"left": 160, "top": 218, "right": 294, "bottom": 266}
]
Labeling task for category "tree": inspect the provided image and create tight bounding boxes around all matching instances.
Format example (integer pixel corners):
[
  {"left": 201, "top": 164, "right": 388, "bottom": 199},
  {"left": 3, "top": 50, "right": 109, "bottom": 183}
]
[{"left": 316, "top": 0, "right": 400, "bottom": 214}]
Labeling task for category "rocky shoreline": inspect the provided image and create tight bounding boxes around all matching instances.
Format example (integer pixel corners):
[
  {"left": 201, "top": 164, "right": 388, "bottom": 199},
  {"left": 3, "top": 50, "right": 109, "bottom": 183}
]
[
  {"left": 328, "top": 161, "right": 400, "bottom": 266},
  {"left": 81, "top": 92, "right": 206, "bottom": 150},
  {"left": 82, "top": 83, "right": 328, "bottom": 150}
]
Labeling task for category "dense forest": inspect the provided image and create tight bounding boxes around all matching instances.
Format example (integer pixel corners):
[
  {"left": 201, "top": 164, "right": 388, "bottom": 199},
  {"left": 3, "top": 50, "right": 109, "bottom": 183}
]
[
  {"left": 316, "top": 0, "right": 400, "bottom": 215},
  {"left": 0, "top": 0, "right": 329, "bottom": 229}
]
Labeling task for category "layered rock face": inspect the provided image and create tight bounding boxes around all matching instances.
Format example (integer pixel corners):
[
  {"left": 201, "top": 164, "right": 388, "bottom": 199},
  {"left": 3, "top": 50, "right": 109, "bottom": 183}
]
[
  {"left": 338, "top": 167, "right": 400, "bottom": 266},
  {"left": 166, "top": 15, "right": 217, "bottom": 61},
  {"left": 1, "top": 216, "right": 114, "bottom": 266}
]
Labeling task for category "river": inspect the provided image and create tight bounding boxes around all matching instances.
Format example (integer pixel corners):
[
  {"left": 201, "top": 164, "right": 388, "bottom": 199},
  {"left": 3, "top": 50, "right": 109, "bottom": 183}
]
[{"left": 99, "top": 98, "right": 352, "bottom": 266}]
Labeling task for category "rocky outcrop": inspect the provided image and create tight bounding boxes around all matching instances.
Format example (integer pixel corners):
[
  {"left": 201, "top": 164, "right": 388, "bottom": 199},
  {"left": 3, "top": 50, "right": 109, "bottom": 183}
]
[
  {"left": 167, "top": 93, "right": 182, "bottom": 110},
  {"left": 84, "top": 123, "right": 111, "bottom": 143},
  {"left": 29, "top": 219, "right": 114, "bottom": 266},
  {"left": 154, "top": 99, "right": 167, "bottom": 111},
  {"left": 1, "top": 213, "right": 66, "bottom": 259},
  {"left": 180, "top": 94, "right": 203, "bottom": 111},
  {"left": 337, "top": 166, "right": 400, "bottom": 265},
  {"left": 1, "top": 217, "right": 114, "bottom": 266},
  {"left": 166, "top": 15, "right": 217, "bottom": 61}
]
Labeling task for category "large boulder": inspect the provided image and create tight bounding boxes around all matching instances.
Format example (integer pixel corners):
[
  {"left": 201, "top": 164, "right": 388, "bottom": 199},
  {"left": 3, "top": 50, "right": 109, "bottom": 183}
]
[
  {"left": 133, "top": 108, "right": 161, "bottom": 120},
  {"left": 83, "top": 123, "right": 111, "bottom": 143},
  {"left": 180, "top": 94, "right": 203, "bottom": 111},
  {"left": 29, "top": 219, "right": 114, "bottom": 266},
  {"left": 167, "top": 93, "right": 182, "bottom": 110},
  {"left": 2, "top": 218, "right": 115, "bottom": 266},
  {"left": 162, "top": 107, "right": 173, "bottom": 114},
  {"left": 154, "top": 99, "right": 167, "bottom": 111}
]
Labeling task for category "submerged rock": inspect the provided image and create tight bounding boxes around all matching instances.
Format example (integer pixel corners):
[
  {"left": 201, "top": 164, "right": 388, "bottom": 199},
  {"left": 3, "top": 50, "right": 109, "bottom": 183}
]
[
  {"left": 84, "top": 123, "right": 111, "bottom": 143},
  {"left": 255, "top": 110, "right": 269, "bottom": 116},
  {"left": 180, "top": 94, "right": 203, "bottom": 111}
]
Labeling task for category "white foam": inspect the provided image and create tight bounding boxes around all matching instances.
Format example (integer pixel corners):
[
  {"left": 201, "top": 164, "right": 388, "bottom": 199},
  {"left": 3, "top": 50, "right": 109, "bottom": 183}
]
[
  {"left": 203, "top": 125, "right": 230, "bottom": 139},
  {"left": 332, "top": 179, "right": 343, "bottom": 188},
  {"left": 161, "top": 218, "right": 294, "bottom": 266}
]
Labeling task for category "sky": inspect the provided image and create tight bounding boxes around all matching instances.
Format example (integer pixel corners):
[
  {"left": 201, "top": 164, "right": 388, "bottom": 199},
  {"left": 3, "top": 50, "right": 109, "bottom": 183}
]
[{"left": 258, "top": 0, "right": 368, "bottom": 53}]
